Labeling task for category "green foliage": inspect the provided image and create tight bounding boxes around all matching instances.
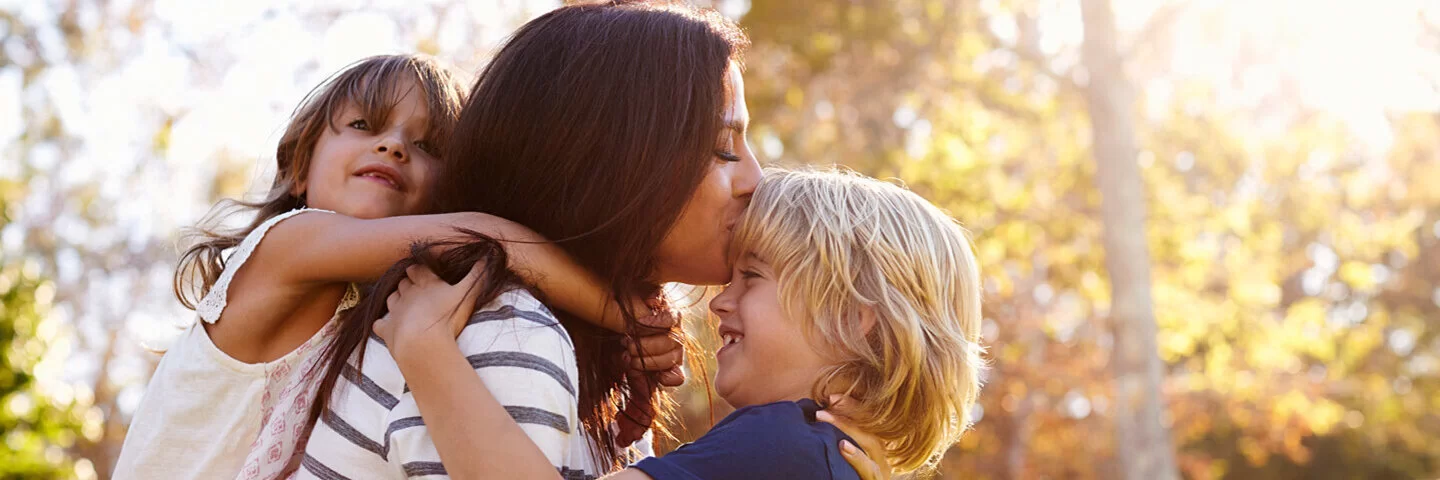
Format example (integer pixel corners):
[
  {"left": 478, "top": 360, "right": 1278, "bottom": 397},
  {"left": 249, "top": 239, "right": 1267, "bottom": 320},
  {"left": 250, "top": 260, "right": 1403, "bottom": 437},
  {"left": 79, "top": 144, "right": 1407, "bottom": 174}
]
[{"left": 0, "top": 180, "right": 81, "bottom": 479}]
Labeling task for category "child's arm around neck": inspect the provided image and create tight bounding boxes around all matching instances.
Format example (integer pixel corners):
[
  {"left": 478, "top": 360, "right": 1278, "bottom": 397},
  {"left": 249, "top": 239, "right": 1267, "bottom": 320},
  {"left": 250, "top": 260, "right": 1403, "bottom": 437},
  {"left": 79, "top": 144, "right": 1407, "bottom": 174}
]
[
  {"left": 267, "top": 210, "right": 627, "bottom": 329},
  {"left": 202, "top": 210, "right": 628, "bottom": 363}
]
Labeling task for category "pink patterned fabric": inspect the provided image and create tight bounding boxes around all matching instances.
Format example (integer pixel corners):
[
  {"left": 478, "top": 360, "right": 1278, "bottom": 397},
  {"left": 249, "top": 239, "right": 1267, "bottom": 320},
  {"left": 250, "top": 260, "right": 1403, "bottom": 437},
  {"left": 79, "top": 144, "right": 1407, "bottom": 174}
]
[{"left": 237, "top": 319, "right": 340, "bottom": 480}]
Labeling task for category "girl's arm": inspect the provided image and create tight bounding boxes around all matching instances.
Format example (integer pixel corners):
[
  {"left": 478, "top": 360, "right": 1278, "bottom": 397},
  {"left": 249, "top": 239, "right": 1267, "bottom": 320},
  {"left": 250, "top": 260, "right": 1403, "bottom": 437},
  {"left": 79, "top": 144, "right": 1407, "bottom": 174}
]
[
  {"left": 389, "top": 334, "right": 565, "bottom": 479},
  {"left": 269, "top": 211, "right": 686, "bottom": 378},
  {"left": 396, "top": 339, "right": 662, "bottom": 479},
  {"left": 380, "top": 263, "right": 658, "bottom": 480},
  {"left": 259, "top": 210, "right": 629, "bottom": 331}
]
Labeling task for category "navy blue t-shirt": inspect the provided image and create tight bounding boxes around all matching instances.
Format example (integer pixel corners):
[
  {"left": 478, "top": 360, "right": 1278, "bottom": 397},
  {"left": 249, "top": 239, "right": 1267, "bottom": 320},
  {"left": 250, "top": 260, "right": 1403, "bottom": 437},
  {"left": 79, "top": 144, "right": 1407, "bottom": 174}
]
[{"left": 632, "top": 399, "right": 863, "bottom": 480}]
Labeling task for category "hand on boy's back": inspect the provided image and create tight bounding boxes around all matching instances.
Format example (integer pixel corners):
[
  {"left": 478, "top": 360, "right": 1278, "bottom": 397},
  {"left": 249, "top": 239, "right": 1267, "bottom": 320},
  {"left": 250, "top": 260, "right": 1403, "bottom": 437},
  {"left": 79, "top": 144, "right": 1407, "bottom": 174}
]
[
  {"left": 375, "top": 261, "right": 489, "bottom": 356},
  {"left": 817, "top": 395, "right": 893, "bottom": 480}
]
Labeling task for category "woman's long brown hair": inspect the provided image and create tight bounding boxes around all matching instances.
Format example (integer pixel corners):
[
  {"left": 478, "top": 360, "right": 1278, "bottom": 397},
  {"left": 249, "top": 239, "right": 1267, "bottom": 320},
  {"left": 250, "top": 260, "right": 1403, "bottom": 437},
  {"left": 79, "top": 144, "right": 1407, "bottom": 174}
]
[{"left": 309, "top": 0, "right": 748, "bottom": 470}]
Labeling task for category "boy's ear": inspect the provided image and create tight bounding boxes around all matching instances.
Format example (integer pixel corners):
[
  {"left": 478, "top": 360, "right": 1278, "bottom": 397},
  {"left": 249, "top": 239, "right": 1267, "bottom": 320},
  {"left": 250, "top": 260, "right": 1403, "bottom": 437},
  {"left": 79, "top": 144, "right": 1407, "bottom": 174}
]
[{"left": 857, "top": 304, "right": 879, "bottom": 337}]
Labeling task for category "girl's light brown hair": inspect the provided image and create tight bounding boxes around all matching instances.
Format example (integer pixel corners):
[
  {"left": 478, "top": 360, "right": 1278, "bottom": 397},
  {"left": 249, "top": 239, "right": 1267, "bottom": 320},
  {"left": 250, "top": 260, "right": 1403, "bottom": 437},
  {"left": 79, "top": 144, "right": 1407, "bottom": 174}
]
[
  {"left": 172, "top": 54, "right": 468, "bottom": 309},
  {"left": 730, "top": 168, "right": 987, "bottom": 475}
]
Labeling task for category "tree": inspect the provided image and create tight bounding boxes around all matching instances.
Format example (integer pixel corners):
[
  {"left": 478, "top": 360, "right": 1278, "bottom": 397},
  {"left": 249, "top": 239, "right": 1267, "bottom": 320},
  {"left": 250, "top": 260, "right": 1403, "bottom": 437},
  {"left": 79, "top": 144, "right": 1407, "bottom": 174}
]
[
  {"left": 732, "top": 0, "right": 1440, "bottom": 478},
  {"left": 6, "top": 1, "right": 1440, "bottom": 478},
  {"left": 1079, "top": 0, "right": 1179, "bottom": 478}
]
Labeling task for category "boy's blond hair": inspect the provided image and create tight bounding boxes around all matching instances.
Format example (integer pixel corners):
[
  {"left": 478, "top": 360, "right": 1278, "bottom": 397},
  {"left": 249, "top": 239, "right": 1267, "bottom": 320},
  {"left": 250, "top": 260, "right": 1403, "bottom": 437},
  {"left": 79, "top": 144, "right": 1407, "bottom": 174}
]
[{"left": 731, "top": 167, "right": 985, "bottom": 474}]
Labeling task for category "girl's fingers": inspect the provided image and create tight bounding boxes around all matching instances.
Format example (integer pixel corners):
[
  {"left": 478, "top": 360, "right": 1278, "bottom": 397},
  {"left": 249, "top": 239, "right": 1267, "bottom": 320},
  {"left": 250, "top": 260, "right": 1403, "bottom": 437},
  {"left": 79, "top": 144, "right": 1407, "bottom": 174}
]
[
  {"left": 626, "top": 332, "right": 682, "bottom": 358},
  {"left": 656, "top": 366, "right": 685, "bottom": 387},
  {"left": 396, "top": 275, "right": 414, "bottom": 296},
  {"left": 372, "top": 313, "right": 394, "bottom": 343},
  {"left": 404, "top": 264, "right": 439, "bottom": 285},
  {"left": 631, "top": 347, "right": 684, "bottom": 371},
  {"left": 457, "top": 260, "right": 487, "bottom": 303},
  {"left": 460, "top": 259, "right": 486, "bottom": 285},
  {"left": 386, "top": 291, "right": 402, "bottom": 313},
  {"left": 636, "top": 308, "right": 677, "bottom": 329}
]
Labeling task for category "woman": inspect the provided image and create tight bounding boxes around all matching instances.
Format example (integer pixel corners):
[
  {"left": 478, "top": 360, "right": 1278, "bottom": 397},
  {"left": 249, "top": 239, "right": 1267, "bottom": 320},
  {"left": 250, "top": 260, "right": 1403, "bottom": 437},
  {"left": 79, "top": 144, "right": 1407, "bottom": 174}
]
[
  {"left": 387, "top": 168, "right": 981, "bottom": 480},
  {"left": 296, "top": 2, "right": 767, "bottom": 479}
]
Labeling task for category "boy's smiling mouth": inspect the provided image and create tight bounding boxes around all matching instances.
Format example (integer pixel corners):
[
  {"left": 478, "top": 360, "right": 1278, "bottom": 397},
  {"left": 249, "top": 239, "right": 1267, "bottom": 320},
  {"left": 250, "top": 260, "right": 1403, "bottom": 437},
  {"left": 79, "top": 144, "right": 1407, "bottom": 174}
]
[{"left": 718, "top": 325, "right": 743, "bottom": 355}]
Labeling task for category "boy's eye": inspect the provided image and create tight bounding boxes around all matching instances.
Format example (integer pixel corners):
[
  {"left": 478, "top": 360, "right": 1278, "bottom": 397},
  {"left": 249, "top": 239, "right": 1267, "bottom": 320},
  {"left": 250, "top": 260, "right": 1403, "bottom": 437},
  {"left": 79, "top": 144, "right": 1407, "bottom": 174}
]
[
  {"left": 739, "top": 269, "right": 761, "bottom": 279},
  {"left": 347, "top": 118, "right": 370, "bottom": 131}
]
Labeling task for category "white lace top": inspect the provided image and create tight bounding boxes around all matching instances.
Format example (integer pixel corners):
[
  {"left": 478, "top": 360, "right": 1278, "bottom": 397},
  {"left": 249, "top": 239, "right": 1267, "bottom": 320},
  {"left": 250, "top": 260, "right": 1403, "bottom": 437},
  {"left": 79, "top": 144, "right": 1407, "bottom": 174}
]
[{"left": 113, "top": 209, "right": 359, "bottom": 480}]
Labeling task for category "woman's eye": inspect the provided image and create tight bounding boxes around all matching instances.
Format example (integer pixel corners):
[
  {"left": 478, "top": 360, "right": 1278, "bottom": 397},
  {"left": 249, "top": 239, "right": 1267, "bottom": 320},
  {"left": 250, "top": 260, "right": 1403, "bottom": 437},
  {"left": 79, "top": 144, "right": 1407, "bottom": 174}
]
[
  {"left": 715, "top": 150, "right": 741, "bottom": 162},
  {"left": 347, "top": 119, "right": 370, "bottom": 131}
]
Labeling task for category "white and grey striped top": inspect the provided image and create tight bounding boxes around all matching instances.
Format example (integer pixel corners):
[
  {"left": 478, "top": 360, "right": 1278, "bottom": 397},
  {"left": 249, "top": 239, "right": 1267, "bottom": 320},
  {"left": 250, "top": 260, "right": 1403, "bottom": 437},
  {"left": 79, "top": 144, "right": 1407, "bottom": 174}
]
[{"left": 295, "top": 287, "right": 609, "bottom": 480}]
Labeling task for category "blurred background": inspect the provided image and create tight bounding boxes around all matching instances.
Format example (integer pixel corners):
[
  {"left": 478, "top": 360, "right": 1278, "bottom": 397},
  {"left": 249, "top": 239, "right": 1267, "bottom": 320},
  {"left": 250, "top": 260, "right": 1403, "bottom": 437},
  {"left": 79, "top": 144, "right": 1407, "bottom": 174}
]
[{"left": 3, "top": 0, "right": 1439, "bottom": 478}]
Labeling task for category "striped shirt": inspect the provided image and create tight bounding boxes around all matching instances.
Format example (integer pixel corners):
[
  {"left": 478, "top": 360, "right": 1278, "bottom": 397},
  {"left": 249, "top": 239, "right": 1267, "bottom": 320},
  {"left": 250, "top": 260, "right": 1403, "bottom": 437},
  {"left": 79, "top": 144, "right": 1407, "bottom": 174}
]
[{"left": 296, "top": 287, "right": 609, "bottom": 479}]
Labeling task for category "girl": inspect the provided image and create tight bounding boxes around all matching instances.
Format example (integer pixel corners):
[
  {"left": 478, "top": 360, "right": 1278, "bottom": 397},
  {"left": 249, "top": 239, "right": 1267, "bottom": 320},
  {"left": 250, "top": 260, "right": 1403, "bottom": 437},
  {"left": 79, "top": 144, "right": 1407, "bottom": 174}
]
[
  {"left": 114, "top": 54, "right": 681, "bottom": 480},
  {"left": 297, "top": 2, "right": 762, "bottom": 479},
  {"left": 383, "top": 168, "right": 986, "bottom": 479}
]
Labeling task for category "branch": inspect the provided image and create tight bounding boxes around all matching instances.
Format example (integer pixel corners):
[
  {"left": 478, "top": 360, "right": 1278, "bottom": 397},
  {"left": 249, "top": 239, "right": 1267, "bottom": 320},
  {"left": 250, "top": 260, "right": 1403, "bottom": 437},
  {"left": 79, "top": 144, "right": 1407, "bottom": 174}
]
[
  {"left": 1121, "top": 0, "right": 1191, "bottom": 60},
  {"left": 976, "top": 20, "right": 1082, "bottom": 94}
]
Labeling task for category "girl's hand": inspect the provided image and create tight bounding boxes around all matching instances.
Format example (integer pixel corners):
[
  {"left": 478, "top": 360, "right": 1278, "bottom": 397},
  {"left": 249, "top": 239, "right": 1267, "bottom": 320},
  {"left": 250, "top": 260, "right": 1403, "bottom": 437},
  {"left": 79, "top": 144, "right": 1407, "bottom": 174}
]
[
  {"left": 624, "top": 301, "right": 686, "bottom": 387},
  {"left": 614, "top": 300, "right": 685, "bottom": 446},
  {"left": 816, "top": 395, "right": 893, "bottom": 480},
  {"left": 614, "top": 368, "right": 657, "bottom": 447},
  {"left": 376, "top": 261, "right": 488, "bottom": 359}
]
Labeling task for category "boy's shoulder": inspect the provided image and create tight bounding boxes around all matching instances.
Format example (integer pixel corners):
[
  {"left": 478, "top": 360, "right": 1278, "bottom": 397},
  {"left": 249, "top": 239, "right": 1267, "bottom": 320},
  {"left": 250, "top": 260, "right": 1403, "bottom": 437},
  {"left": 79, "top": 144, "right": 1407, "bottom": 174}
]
[
  {"left": 713, "top": 399, "right": 854, "bottom": 448},
  {"left": 634, "top": 399, "right": 861, "bottom": 480}
]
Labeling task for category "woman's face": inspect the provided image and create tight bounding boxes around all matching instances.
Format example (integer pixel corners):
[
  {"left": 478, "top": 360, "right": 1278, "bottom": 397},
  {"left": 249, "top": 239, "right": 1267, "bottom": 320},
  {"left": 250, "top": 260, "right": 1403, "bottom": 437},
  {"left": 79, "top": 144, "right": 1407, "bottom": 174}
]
[{"left": 654, "top": 64, "right": 763, "bottom": 285}]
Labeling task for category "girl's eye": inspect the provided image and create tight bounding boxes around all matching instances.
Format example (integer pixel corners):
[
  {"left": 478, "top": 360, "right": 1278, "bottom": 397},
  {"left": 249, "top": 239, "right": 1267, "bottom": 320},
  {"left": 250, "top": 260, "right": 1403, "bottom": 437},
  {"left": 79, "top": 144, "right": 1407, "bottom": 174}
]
[
  {"left": 715, "top": 150, "right": 741, "bottom": 162},
  {"left": 415, "top": 140, "right": 437, "bottom": 156},
  {"left": 739, "top": 269, "right": 761, "bottom": 279},
  {"left": 347, "top": 118, "right": 370, "bottom": 131}
]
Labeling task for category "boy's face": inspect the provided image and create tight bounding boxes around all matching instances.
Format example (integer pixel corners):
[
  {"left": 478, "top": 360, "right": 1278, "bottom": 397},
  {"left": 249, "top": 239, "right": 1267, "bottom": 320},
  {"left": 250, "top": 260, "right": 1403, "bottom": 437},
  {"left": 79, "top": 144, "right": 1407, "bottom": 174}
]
[
  {"left": 301, "top": 76, "right": 438, "bottom": 219},
  {"left": 709, "top": 253, "right": 832, "bottom": 408}
]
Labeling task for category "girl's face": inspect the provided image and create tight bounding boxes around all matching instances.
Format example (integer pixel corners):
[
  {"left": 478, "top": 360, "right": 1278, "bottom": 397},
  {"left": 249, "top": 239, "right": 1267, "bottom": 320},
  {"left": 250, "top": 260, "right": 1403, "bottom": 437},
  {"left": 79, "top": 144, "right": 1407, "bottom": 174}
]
[
  {"left": 654, "top": 64, "right": 763, "bottom": 285},
  {"left": 301, "top": 77, "right": 439, "bottom": 219},
  {"left": 709, "top": 253, "right": 832, "bottom": 408}
]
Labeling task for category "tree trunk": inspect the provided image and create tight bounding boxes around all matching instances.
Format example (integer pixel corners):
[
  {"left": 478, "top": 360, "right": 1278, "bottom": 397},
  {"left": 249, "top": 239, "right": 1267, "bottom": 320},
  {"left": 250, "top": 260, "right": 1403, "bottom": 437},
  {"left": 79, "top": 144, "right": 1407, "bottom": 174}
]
[{"left": 1078, "top": 0, "right": 1180, "bottom": 479}]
